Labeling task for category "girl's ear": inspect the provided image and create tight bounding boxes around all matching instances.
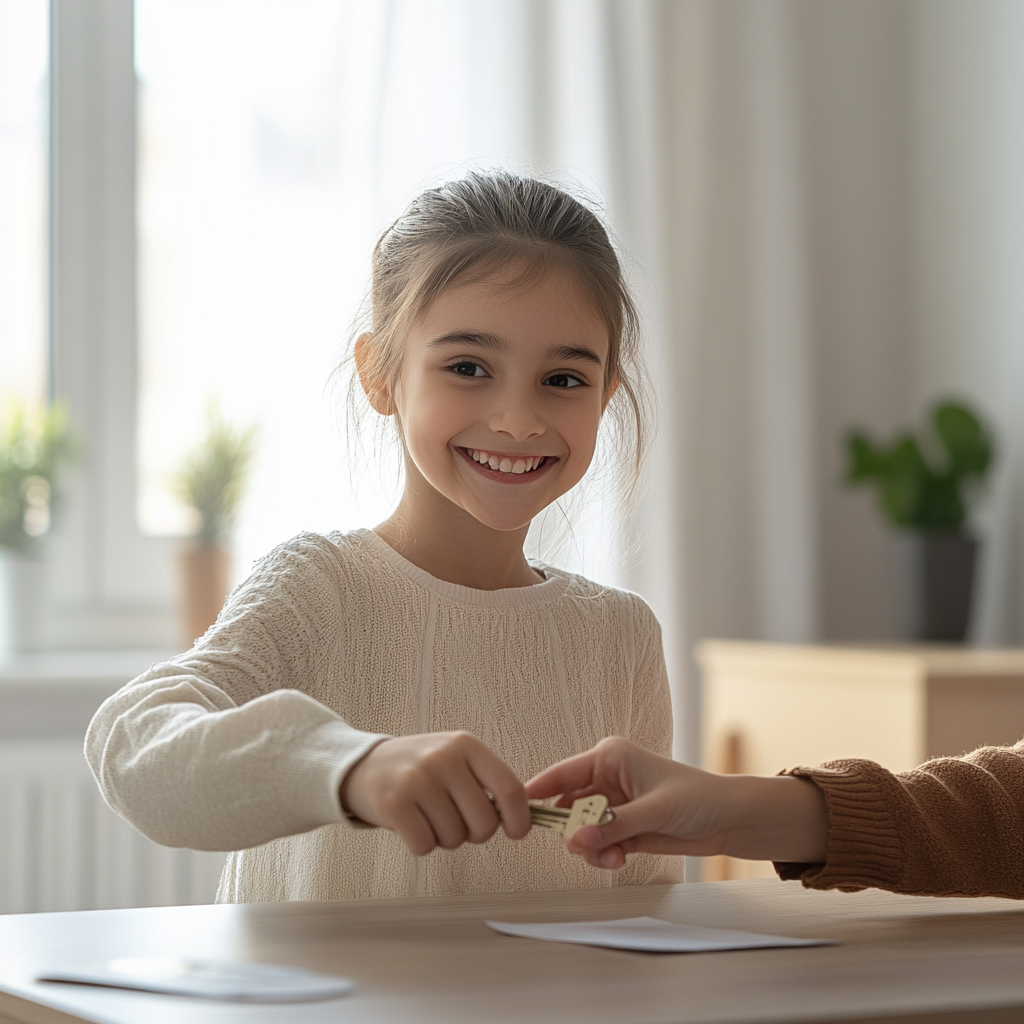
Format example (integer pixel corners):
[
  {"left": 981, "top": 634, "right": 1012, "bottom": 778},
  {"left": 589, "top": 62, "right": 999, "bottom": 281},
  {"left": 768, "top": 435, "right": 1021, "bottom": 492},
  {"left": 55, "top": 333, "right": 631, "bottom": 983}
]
[
  {"left": 601, "top": 373, "right": 620, "bottom": 412},
  {"left": 354, "top": 333, "right": 395, "bottom": 416}
]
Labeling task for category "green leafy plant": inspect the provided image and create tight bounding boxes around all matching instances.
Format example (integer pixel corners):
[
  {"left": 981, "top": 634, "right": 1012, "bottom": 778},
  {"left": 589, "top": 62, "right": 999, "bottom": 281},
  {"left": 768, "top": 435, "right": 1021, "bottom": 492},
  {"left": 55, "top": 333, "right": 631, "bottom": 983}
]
[
  {"left": 173, "top": 408, "right": 257, "bottom": 548},
  {"left": 845, "top": 401, "right": 993, "bottom": 531},
  {"left": 0, "top": 402, "right": 77, "bottom": 554}
]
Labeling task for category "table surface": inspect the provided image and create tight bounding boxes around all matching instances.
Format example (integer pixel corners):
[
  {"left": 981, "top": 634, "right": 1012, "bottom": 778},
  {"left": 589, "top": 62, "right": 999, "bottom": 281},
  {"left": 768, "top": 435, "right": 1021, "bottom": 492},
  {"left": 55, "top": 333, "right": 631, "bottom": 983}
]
[{"left": 1, "top": 880, "right": 1023, "bottom": 1024}]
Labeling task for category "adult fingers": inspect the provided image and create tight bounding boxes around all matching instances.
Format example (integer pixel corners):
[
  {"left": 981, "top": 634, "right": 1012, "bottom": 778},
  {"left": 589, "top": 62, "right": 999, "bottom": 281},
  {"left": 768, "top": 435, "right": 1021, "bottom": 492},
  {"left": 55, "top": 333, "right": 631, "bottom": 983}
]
[
  {"left": 525, "top": 750, "right": 598, "bottom": 801},
  {"left": 572, "top": 824, "right": 695, "bottom": 856},
  {"left": 569, "top": 832, "right": 695, "bottom": 870},
  {"left": 576, "top": 842, "right": 627, "bottom": 870},
  {"left": 565, "top": 792, "right": 672, "bottom": 854}
]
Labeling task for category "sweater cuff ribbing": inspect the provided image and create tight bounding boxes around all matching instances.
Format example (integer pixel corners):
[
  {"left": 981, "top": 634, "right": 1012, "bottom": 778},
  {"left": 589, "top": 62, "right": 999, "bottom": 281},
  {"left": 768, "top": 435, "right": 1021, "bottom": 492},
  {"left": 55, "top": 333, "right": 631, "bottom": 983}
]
[
  {"left": 773, "top": 762, "right": 903, "bottom": 892},
  {"left": 295, "top": 721, "right": 391, "bottom": 830}
]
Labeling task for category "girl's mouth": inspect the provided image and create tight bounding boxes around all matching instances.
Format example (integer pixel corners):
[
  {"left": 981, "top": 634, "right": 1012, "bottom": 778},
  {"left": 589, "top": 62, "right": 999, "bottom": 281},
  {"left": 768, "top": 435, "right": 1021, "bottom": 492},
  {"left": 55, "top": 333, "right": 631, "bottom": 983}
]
[{"left": 457, "top": 447, "right": 557, "bottom": 481}]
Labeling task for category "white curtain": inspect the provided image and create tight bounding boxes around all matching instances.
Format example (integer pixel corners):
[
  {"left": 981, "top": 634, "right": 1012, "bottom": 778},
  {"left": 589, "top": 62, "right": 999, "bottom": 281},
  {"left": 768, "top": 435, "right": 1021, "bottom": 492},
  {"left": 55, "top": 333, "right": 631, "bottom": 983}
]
[{"left": 603, "top": 0, "right": 1024, "bottom": 762}]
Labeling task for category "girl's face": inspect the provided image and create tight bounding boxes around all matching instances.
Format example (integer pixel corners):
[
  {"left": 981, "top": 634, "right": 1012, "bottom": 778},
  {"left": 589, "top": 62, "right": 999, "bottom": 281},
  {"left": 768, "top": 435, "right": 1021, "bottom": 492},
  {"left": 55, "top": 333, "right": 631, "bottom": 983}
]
[{"left": 391, "top": 264, "right": 613, "bottom": 533}]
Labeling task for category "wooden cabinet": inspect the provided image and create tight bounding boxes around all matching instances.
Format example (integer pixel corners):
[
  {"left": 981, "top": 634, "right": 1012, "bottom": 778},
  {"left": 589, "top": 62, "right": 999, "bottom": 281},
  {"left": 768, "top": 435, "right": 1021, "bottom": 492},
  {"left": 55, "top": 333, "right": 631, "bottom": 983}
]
[{"left": 697, "top": 641, "right": 1024, "bottom": 880}]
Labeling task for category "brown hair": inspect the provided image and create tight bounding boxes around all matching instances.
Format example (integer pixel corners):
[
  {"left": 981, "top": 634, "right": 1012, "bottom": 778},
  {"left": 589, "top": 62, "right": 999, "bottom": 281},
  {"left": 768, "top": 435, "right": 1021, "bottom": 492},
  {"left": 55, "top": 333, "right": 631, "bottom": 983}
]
[{"left": 349, "top": 170, "right": 652, "bottom": 507}]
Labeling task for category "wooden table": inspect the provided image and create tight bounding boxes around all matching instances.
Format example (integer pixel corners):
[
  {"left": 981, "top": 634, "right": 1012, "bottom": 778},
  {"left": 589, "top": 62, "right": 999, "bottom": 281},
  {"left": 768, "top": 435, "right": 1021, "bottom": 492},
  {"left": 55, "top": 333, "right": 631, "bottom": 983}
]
[{"left": 1, "top": 880, "right": 1023, "bottom": 1024}]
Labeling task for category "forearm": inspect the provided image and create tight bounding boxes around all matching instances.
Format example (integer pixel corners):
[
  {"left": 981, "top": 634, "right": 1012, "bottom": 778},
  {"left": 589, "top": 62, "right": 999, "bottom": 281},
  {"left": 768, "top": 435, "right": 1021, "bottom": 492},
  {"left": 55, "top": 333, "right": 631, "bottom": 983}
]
[
  {"left": 718, "top": 774, "right": 827, "bottom": 864},
  {"left": 86, "top": 671, "right": 388, "bottom": 851}
]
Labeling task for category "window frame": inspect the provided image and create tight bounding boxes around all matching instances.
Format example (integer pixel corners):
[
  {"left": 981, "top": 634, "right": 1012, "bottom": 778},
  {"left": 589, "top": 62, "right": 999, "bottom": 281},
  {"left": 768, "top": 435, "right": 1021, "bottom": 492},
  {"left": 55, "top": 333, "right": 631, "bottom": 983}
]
[{"left": 45, "top": 0, "right": 177, "bottom": 651}]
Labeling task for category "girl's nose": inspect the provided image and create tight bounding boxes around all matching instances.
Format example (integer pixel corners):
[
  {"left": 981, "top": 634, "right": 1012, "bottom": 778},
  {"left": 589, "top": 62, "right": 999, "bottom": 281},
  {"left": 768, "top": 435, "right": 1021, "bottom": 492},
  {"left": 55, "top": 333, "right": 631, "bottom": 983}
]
[{"left": 487, "top": 392, "right": 546, "bottom": 442}]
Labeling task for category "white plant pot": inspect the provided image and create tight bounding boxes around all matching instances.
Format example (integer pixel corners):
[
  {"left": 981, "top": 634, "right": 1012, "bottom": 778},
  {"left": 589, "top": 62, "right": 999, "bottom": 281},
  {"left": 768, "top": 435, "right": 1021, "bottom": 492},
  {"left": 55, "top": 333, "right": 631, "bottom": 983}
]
[{"left": 0, "top": 549, "right": 47, "bottom": 658}]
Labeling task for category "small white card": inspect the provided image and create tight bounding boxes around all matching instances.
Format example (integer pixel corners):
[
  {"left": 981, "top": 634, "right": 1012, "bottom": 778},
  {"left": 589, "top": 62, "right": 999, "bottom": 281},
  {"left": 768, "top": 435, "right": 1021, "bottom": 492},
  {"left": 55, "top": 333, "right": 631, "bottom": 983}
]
[
  {"left": 37, "top": 958, "right": 356, "bottom": 1003},
  {"left": 486, "top": 916, "right": 833, "bottom": 953}
]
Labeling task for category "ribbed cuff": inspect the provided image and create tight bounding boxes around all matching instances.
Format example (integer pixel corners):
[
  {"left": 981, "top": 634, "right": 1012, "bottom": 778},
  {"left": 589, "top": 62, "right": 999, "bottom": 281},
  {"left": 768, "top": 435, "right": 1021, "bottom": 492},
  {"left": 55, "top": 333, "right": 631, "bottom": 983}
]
[
  {"left": 291, "top": 720, "right": 391, "bottom": 830},
  {"left": 773, "top": 761, "right": 902, "bottom": 892}
]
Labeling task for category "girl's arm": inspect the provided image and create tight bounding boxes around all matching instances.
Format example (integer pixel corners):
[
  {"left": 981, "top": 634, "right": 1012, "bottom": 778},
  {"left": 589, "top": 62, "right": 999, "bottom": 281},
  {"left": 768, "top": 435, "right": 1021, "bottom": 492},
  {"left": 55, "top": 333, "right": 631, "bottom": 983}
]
[
  {"left": 528, "top": 736, "right": 1024, "bottom": 899},
  {"left": 86, "top": 667, "right": 387, "bottom": 851},
  {"left": 86, "top": 534, "right": 529, "bottom": 853},
  {"left": 85, "top": 535, "right": 390, "bottom": 851}
]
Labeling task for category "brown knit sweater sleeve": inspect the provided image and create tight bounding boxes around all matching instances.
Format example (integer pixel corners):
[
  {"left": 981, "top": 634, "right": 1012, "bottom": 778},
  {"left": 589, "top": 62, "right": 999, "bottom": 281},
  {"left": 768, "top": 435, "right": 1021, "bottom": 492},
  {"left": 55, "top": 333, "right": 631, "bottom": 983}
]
[{"left": 773, "top": 739, "right": 1024, "bottom": 899}]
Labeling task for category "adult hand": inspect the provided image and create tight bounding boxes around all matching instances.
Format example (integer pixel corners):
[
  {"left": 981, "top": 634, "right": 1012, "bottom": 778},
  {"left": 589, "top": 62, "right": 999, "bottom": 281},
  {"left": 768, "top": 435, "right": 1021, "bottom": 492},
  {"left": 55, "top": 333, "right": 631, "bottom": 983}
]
[
  {"left": 341, "top": 732, "right": 531, "bottom": 856},
  {"left": 526, "top": 737, "right": 828, "bottom": 869},
  {"left": 525, "top": 737, "right": 731, "bottom": 868}
]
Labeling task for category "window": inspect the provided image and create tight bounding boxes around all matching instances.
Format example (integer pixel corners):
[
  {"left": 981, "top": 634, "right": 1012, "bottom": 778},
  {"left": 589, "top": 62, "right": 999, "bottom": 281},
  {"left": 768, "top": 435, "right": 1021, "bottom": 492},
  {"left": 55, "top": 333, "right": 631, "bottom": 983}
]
[
  {"left": 38, "top": 0, "right": 630, "bottom": 652},
  {"left": 135, "top": 0, "right": 542, "bottom": 577},
  {"left": 0, "top": 0, "right": 48, "bottom": 406}
]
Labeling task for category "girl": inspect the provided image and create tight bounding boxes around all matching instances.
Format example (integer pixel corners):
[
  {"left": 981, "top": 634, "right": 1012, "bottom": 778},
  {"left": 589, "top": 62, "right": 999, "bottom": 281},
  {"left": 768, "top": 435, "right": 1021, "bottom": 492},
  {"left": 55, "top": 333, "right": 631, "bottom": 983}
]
[{"left": 86, "top": 171, "right": 684, "bottom": 902}]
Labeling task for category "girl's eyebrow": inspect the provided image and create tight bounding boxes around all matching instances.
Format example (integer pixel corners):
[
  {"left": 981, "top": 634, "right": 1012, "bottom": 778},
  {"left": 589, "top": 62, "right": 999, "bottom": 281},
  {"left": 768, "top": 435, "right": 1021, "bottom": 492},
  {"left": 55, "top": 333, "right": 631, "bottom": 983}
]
[
  {"left": 428, "top": 331, "right": 509, "bottom": 352},
  {"left": 549, "top": 344, "right": 603, "bottom": 366},
  {"left": 429, "top": 332, "right": 603, "bottom": 366}
]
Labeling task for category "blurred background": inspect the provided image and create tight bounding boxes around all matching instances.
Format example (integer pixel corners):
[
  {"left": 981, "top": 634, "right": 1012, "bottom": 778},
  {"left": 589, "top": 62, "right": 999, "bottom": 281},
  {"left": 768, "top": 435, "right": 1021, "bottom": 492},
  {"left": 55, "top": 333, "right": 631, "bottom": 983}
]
[{"left": 1, "top": 0, "right": 1023, "bottom": 907}]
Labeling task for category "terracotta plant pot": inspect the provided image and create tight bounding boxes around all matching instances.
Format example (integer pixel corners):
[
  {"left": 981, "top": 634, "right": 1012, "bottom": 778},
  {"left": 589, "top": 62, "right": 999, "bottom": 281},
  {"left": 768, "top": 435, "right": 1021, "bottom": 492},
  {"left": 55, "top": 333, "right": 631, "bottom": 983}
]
[{"left": 177, "top": 546, "right": 230, "bottom": 649}]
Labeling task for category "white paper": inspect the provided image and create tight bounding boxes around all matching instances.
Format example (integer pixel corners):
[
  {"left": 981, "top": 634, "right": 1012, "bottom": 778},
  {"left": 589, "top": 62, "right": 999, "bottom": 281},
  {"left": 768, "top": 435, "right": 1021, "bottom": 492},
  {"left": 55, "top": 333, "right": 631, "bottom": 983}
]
[
  {"left": 486, "top": 916, "right": 832, "bottom": 953},
  {"left": 37, "top": 958, "right": 356, "bottom": 1003}
]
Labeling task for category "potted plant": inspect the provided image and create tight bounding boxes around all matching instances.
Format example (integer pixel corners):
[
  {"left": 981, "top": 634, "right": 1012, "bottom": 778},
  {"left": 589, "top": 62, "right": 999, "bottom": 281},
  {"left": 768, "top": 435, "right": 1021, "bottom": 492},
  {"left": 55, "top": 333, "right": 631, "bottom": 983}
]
[
  {"left": 845, "top": 401, "right": 994, "bottom": 642},
  {"left": 174, "top": 408, "right": 256, "bottom": 648},
  {"left": 0, "top": 402, "right": 77, "bottom": 655}
]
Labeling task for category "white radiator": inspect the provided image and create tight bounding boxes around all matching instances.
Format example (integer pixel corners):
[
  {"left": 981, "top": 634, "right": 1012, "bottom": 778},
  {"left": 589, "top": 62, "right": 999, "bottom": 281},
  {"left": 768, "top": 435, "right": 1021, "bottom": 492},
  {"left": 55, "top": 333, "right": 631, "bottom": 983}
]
[{"left": 0, "top": 741, "right": 225, "bottom": 914}]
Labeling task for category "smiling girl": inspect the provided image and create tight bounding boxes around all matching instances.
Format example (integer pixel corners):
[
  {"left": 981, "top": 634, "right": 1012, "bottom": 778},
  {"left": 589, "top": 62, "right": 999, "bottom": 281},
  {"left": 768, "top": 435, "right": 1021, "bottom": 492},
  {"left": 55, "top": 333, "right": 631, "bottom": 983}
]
[{"left": 86, "top": 171, "right": 683, "bottom": 901}]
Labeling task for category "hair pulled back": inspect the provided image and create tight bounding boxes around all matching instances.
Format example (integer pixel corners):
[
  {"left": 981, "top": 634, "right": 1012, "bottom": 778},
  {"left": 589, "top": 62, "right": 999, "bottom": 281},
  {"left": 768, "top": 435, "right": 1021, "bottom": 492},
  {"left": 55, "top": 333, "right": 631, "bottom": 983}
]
[{"left": 352, "top": 170, "right": 652, "bottom": 505}]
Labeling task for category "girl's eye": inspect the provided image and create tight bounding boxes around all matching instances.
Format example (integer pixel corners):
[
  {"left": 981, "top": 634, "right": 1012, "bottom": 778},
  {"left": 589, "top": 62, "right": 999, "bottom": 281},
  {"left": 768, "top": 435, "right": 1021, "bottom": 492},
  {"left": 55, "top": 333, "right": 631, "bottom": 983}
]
[
  {"left": 543, "top": 372, "right": 585, "bottom": 389},
  {"left": 449, "top": 360, "right": 489, "bottom": 378}
]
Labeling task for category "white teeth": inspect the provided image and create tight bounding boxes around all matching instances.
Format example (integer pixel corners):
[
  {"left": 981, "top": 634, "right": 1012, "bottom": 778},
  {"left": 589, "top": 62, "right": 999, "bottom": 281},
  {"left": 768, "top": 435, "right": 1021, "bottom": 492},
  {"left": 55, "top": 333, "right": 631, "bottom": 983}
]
[{"left": 467, "top": 449, "right": 548, "bottom": 473}]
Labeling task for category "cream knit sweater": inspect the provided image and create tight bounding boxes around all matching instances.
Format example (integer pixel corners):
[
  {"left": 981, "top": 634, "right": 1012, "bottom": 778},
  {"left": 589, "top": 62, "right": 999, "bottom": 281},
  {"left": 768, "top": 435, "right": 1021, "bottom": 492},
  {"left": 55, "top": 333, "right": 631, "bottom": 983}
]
[{"left": 86, "top": 529, "right": 683, "bottom": 902}]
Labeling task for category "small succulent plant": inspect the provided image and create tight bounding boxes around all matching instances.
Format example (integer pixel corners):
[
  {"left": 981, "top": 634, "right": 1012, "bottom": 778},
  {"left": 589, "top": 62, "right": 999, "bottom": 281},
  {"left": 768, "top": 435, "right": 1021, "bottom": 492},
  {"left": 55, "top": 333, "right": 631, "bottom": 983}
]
[
  {"left": 0, "top": 402, "right": 77, "bottom": 553},
  {"left": 173, "top": 407, "right": 257, "bottom": 547},
  {"left": 845, "top": 401, "right": 993, "bottom": 531}
]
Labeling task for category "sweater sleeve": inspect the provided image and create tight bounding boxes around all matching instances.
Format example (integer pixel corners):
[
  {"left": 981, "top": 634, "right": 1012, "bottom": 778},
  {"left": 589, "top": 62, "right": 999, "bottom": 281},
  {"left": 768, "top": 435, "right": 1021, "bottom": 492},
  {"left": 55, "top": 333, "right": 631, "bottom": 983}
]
[
  {"left": 617, "top": 594, "right": 686, "bottom": 886},
  {"left": 773, "top": 739, "right": 1024, "bottom": 899},
  {"left": 85, "top": 535, "right": 389, "bottom": 852}
]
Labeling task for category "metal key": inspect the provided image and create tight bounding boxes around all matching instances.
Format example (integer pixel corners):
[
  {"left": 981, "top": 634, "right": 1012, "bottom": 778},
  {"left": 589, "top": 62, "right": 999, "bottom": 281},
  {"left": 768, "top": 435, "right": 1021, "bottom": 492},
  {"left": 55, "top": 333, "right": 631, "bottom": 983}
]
[{"left": 528, "top": 795, "right": 614, "bottom": 840}]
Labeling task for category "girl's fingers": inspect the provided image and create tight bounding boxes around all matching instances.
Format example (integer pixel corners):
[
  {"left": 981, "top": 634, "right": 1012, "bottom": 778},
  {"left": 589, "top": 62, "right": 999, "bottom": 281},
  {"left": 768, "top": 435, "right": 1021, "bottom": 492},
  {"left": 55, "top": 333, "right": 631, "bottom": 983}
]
[
  {"left": 413, "top": 787, "right": 471, "bottom": 850},
  {"left": 389, "top": 802, "right": 443, "bottom": 858},
  {"left": 466, "top": 747, "right": 531, "bottom": 840},
  {"left": 345, "top": 731, "right": 530, "bottom": 854},
  {"left": 445, "top": 774, "right": 502, "bottom": 845}
]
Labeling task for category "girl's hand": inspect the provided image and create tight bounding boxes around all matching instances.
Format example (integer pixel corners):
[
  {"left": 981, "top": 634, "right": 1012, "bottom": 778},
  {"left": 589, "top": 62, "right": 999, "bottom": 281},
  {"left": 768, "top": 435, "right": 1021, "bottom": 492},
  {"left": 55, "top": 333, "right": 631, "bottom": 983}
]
[
  {"left": 340, "top": 732, "right": 532, "bottom": 856},
  {"left": 526, "top": 737, "right": 828, "bottom": 870}
]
